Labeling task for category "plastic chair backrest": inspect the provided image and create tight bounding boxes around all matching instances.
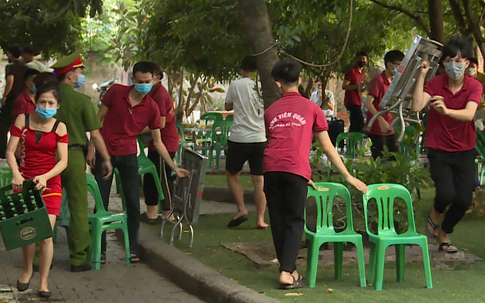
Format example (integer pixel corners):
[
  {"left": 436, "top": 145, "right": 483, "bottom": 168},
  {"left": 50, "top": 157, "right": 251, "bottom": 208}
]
[
  {"left": 201, "top": 112, "right": 223, "bottom": 122},
  {"left": 477, "top": 132, "right": 485, "bottom": 158},
  {"left": 211, "top": 120, "right": 233, "bottom": 144},
  {"left": 362, "top": 183, "right": 417, "bottom": 236},
  {"left": 86, "top": 173, "right": 107, "bottom": 213},
  {"left": 175, "top": 120, "right": 187, "bottom": 141},
  {"left": 305, "top": 182, "right": 354, "bottom": 234},
  {"left": 0, "top": 167, "right": 12, "bottom": 188},
  {"left": 335, "top": 132, "right": 364, "bottom": 158},
  {"left": 225, "top": 115, "right": 233, "bottom": 121},
  {"left": 137, "top": 137, "right": 149, "bottom": 158}
]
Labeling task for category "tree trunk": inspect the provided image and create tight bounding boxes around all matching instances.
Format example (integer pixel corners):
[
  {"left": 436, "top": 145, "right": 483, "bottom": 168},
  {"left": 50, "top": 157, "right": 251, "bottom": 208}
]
[
  {"left": 238, "top": 0, "right": 280, "bottom": 109},
  {"left": 428, "top": 0, "right": 445, "bottom": 43},
  {"left": 463, "top": 0, "right": 485, "bottom": 60}
]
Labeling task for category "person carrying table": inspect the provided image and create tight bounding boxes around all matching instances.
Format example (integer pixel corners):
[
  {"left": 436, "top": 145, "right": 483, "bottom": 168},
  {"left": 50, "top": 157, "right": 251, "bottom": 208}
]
[
  {"left": 87, "top": 61, "right": 189, "bottom": 264},
  {"left": 413, "top": 36, "right": 482, "bottom": 253}
]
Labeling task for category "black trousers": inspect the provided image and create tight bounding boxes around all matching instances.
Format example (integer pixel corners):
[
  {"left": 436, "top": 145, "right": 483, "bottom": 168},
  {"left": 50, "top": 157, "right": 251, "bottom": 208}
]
[
  {"left": 264, "top": 172, "right": 308, "bottom": 273},
  {"left": 93, "top": 153, "right": 140, "bottom": 254},
  {"left": 368, "top": 134, "right": 399, "bottom": 160},
  {"left": 0, "top": 99, "right": 14, "bottom": 158},
  {"left": 346, "top": 105, "right": 364, "bottom": 133},
  {"left": 142, "top": 151, "right": 176, "bottom": 210},
  {"left": 428, "top": 148, "right": 476, "bottom": 233}
]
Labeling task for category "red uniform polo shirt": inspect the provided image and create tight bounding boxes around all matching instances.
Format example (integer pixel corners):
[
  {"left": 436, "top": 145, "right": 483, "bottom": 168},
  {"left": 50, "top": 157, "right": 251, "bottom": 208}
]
[
  {"left": 424, "top": 74, "right": 482, "bottom": 152},
  {"left": 101, "top": 84, "right": 162, "bottom": 156},
  {"left": 264, "top": 92, "right": 328, "bottom": 180},
  {"left": 12, "top": 91, "right": 35, "bottom": 124},
  {"left": 148, "top": 83, "right": 179, "bottom": 153},
  {"left": 365, "top": 71, "right": 395, "bottom": 136},
  {"left": 344, "top": 66, "right": 366, "bottom": 107}
]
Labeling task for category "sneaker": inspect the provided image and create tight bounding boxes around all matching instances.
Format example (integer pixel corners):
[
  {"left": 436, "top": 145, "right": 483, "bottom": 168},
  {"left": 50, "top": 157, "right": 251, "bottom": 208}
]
[{"left": 140, "top": 214, "right": 163, "bottom": 225}]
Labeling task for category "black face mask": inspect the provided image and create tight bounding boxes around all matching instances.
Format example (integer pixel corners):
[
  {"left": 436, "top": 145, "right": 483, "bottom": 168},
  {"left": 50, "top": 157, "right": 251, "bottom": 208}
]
[{"left": 357, "top": 61, "right": 366, "bottom": 67}]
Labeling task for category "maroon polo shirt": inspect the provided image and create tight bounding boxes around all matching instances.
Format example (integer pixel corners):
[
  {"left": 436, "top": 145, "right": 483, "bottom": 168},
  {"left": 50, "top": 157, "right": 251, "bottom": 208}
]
[
  {"left": 101, "top": 84, "right": 161, "bottom": 156},
  {"left": 365, "top": 71, "right": 395, "bottom": 136},
  {"left": 148, "top": 83, "right": 179, "bottom": 153},
  {"left": 344, "top": 66, "right": 366, "bottom": 107},
  {"left": 12, "top": 91, "right": 35, "bottom": 124},
  {"left": 424, "top": 74, "right": 482, "bottom": 152}
]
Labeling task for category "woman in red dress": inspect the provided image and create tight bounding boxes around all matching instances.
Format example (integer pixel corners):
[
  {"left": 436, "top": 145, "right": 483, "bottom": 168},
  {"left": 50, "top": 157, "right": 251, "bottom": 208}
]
[{"left": 5, "top": 82, "right": 68, "bottom": 298}]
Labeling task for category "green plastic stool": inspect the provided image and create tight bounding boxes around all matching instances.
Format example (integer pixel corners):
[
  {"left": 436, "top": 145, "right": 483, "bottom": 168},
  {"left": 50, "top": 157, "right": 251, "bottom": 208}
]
[
  {"left": 305, "top": 182, "right": 366, "bottom": 288},
  {"left": 86, "top": 173, "right": 130, "bottom": 270},
  {"left": 362, "top": 184, "right": 433, "bottom": 290}
]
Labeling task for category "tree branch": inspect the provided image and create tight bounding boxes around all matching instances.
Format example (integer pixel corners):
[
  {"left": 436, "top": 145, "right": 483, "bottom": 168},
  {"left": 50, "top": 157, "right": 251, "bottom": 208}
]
[
  {"left": 463, "top": 0, "right": 485, "bottom": 59},
  {"left": 369, "top": 0, "right": 431, "bottom": 36},
  {"left": 448, "top": 0, "right": 468, "bottom": 34}
]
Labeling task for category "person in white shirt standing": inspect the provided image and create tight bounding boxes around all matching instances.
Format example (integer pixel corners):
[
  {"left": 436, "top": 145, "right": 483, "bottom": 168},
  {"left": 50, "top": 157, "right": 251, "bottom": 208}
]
[
  {"left": 225, "top": 56, "right": 269, "bottom": 229},
  {"left": 309, "top": 79, "right": 336, "bottom": 118}
]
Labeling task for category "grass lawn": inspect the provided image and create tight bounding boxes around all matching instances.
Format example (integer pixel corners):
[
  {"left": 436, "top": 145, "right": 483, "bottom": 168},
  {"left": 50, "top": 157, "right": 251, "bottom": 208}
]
[
  {"left": 204, "top": 173, "right": 254, "bottom": 189},
  {"left": 153, "top": 180, "right": 485, "bottom": 302}
]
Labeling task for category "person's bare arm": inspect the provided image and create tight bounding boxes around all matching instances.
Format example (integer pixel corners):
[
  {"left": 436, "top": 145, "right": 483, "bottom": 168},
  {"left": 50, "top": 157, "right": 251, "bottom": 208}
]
[
  {"left": 342, "top": 79, "right": 359, "bottom": 90},
  {"left": 2, "top": 75, "right": 14, "bottom": 105},
  {"left": 431, "top": 97, "right": 478, "bottom": 121},
  {"left": 315, "top": 130, "right": 367, "bottom": 193},
  {"left": 365, "top": 94, "right": 389, "bottom": 133},
  {"left": 412, "top": 60, "right": 433, "bottom": 112},
  {"left": 151, "top": 129, "right": 189, "bottom": 177}
]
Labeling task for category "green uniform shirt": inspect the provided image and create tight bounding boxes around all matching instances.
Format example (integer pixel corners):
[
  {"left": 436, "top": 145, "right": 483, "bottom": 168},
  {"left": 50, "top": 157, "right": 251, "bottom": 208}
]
[{"left": 57, "top": 83, "right": 102, "bottom": 147}]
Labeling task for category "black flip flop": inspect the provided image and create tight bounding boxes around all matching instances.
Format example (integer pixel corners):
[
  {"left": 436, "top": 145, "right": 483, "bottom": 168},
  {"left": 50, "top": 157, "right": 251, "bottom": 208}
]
[
  {"left": 280, "top": 274, "right": 304, "bottom": 290},
  {"left": 438, "top": 242, "right": 458, "bottom": 253},
  {"left": 227, "top": 215, "right": 248, "bottom": 228}
]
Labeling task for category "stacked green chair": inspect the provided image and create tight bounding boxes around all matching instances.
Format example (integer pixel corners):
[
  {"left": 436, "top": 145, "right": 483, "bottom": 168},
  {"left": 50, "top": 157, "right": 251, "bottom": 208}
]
[
  {"left": 335, "top": 132, "right": 364, "bottom": 159},
  {"left": 362, "top": 184, "right": 432, "bottom": 291},
  {"left": 116, "top": 138, "right": 164, "bottom": 211},
  {"left": 305, "top": 182, "right": 366, "bottom": 288},
  {"left": 208, "top": 119, "right": 232, "bottom": 169},
  {"left": 87, "top": 173, "right": 130, "bottom": 270},
  {"left": 225, "top": 115, "right": 234, "bottom": 121}
]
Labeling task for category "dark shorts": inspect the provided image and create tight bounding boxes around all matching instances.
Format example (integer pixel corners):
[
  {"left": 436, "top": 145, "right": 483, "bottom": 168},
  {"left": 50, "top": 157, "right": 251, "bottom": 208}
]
[{"left": 226, "top": 140, "right": 267, "bottom": 175}]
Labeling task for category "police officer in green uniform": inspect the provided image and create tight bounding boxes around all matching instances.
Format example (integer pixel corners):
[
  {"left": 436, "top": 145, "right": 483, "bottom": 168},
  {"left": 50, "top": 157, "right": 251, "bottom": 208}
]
[{"left": 52, "top": 51, "right": 113, "bottom": 272}]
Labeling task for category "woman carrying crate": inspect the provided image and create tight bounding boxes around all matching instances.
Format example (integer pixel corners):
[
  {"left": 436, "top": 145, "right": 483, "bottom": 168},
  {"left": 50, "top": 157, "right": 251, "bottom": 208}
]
[{"left": 5, "top": 82, "right": 68, "bottom": 298}]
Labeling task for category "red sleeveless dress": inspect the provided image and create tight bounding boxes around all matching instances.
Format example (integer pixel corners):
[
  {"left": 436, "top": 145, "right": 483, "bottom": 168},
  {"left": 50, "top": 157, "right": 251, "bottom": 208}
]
[{"left": 11, "top": 115, "right": 68, "bottom": 216}]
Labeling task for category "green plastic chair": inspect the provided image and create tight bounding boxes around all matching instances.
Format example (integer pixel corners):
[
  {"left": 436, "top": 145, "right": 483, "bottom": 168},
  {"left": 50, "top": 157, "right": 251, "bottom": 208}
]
[
  {"left": 362, "top": 184, "right": 432, "bottom": 291},
  {"left": 476, "top": 132, "right": 485, "bottom": 184},
  {"left": 225, "top": 115, "right": 233, "bottom": 121},
  {"left": 87, "top": 173, "right": 130, "bottom": 270},
  {"left": 305, "top": 182, "right": 366, "bottom": 288},
  {"left": 0, "top": 167, "right": 12, "bottom": 187},
  {"left": 335, "top": 132, "right": 364, "bottom": 158},
  {"left": 201, "top": 112, "right": 223, "bottom": 122},
  {"left": 208, "top": 119, "right": 232, "bottom": 169},
  {"left": 116, "top": 138, "right": 164, "bottom": 211}
]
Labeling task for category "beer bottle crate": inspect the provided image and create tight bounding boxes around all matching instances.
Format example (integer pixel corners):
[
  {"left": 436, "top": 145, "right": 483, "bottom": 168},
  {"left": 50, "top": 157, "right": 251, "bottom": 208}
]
[{"left": 0, "top": 180, "right": 52, "bottom": 251}]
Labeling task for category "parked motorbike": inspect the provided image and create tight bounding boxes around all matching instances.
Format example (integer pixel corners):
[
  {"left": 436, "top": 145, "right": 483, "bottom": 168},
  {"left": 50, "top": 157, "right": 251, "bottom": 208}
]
[{"left": 92, "top": 78, "right": 116, "bottom": 107}]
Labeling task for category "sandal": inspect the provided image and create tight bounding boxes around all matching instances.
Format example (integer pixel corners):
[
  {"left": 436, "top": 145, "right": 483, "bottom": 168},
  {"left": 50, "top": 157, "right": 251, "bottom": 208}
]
[
  {"left": 100, "top": 253, "right": 106, "bottom": 265},
  {"left": 438, "top": 242, "right": 458, "bottom": 254},
  {"left": 130, "top": 253, "right": 141, "bottom": 263},
  {"left": 279, "top": 273, "right": 304, "bottom": 290},
  {"left": 425, "top": 216, "right": 439, "bottom": 241}
]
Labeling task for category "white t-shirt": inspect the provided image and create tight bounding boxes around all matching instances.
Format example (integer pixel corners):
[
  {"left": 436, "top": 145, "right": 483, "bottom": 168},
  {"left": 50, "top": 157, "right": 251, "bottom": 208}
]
[
  {"left": 225, "top": 77, "right": 266, "bottom": 143},
  {"left": 26, "top": 61, "right": 47, "bottom": 72},
  {"left": 310, "top": 90, "right": 336, "bottom": 118}
]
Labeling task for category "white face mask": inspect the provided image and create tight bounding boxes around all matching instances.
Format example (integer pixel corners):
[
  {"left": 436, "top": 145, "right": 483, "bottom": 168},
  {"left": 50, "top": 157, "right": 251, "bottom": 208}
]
[
  {"left": 444, "top": 62, "right": 466, "bottom": 80},
  {"left": 466, "top": 67, "right": 477, "bottom": 76}
]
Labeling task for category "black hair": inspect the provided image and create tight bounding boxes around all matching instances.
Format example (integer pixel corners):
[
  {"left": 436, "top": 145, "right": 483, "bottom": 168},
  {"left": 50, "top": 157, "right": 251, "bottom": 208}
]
[
  {"left": 133, "top": 61, "right": 154, "bottom": 76},
  {"left": 35, "top": 82, "right": 62, "bottom": 104},
  {"left": 469, "top": 57, "right": 479, "bottom": 66},
  {"left": 442, "top": 36, "right": 473, "bottom": 60},
  {"left": 8, "top": 44, "right": 21, "bottom": 58},
  {"left": 34, "top": 72, "right": 58, "bottom": 88},
  {"left": 21, "top": 45, "right": 35, "bottom": 55},
  {"left": 149, "top": 62, "right": 163, "bottom": 79},
  {"left": 241, "top": 56, "right": 257, "bottom": 72},
  {"left": 271, "top": 59, "right": 301, "bottom": 85},
  {"left": 384, "top": 50, "right": 405, "bottom": 65},
  {"left": 24, "top": 68, "right": 40, "bottom": 81},
  {"left": 356, "top": 51, "right": 368, "bottom": 58}
]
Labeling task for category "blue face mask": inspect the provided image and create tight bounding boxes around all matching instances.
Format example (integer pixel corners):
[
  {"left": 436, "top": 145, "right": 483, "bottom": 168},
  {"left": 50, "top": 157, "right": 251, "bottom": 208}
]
[
  {"left": 392, "top": 68, "right": 398, "bottom": 76},
  {"left": 36, "top": 106, "right": 57, "bottom": 120},
  {"left": 32, "top": 84, "right": 37, "bottom": 95},
  {"left": 316, "top": 88, "right": 322, "bottom": 93},
  {"left": 74, "top": 74, "right": 86, "bottom": 88},
  {"left": 134, "top": 83, "right": 153, "bottom": 95}
]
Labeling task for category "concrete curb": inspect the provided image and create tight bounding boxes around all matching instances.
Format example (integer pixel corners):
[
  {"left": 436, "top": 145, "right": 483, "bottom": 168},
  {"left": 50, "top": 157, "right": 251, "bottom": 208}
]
[
  {"left": 117, "top": 225, "right": 281, "bottom": 303},
  {"left": 202, "top": 186, "right": 253, "bottom": 203}
]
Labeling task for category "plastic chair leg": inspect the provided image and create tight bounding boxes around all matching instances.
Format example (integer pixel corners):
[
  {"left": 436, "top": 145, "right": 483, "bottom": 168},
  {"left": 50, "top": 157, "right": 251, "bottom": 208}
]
[
  {"left": 333, "top": 242, "right": 344, "bottom": 280},
  {"left": 368, "top": 242, "right": 377, "bottom": 285},
  {"left": 122, "top": 226, "right": 131, "bottom": 266},
  {"left": 353, "top": 240, "right": 367, "bottom": 287},
  {"left": 374, "top": 243, "right": 387, "bottom": 291},
  {"left": 215, "top": 145, "right": 221, "bottom": 169},
  {"left": 91, "top": 225, "right": 102, "bottom": 271},
  {"left": 395, "top": 244, "right": 406, "bottom": 282},
  {"left": 306, "top": 239, "right": 320, "bottom": 288},
  {"left": 420, "top": 242, "right": 433, "bottom": 289}
]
